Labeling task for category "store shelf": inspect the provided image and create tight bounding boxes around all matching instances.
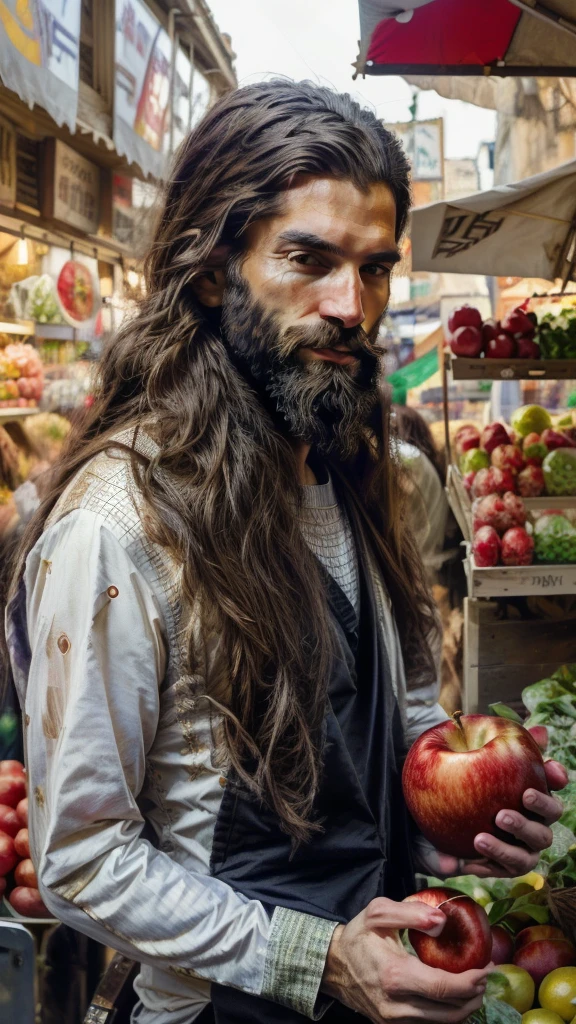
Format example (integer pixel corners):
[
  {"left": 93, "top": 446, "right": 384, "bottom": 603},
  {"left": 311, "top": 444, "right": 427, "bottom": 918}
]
[
  {"left": 465, "top": 554, "right": 576, "bottom": 598},
  {"left": 33, "top": 323, "right": 75, "bottom": 340},
  {"left": 0, "top": 407, "right": 38, "bottom": 424},
  {"left": 448, "top": 354, "right": 576, "bottom": 380},
  {"left": 0, "top": 320, "right": 34, "bottom": 336}
]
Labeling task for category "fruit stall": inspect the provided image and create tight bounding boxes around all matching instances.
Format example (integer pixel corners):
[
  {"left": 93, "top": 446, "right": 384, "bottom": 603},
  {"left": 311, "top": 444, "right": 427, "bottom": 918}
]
[
  {"left": 404, "top": 667, "right": 576, "bottom": 1024},
  {"left": 441, "top": 298, "right": 576, "bottom": 714}
]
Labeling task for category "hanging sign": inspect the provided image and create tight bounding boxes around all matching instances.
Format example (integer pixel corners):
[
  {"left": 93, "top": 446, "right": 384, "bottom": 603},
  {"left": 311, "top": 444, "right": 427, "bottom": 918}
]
[
  {"left": 0, "top": 114, "right": 16, "bottom": 207},
  {"left": 170, "top": 47, "right": 192, "bottom": 153},
  {"left": 0, "top": 0, "right": 81, "bottom": 132},
  {"left": 112, "top": 173, "right": 135, "bottom": 246},
  {"left": 114, "top": 0, "right": 172, "bottom": 179},
  {"left": 42, "top": 139, "right": 100, "bottom": 234},
  {"left": 392, "top": 118, "right": 443, "bottom": 182}
]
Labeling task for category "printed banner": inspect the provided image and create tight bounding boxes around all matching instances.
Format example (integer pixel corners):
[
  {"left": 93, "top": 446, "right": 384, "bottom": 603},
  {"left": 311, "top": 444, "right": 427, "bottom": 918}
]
[
  {"left": 114, "top": 0, "right": 172, "bottom": 179},
  {"left": 0, "top": 0, "right": 81, "bottom": 132}
]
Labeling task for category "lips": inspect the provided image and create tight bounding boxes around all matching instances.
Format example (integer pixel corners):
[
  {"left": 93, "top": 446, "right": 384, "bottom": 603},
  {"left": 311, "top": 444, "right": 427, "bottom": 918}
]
[{"left": 310, "top": 348, "right": 358, "bottom": 366}]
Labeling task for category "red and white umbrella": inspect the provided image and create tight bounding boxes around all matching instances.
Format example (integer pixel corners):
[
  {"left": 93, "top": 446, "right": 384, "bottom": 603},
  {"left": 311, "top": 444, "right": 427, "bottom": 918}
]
[{"left": 356, "top": 0, "right": 576, "bottom": 77}]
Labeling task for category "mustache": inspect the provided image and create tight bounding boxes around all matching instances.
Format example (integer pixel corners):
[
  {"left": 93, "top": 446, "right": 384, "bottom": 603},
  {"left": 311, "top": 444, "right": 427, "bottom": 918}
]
[{"left": 275, "top": 321, "right": 385, "bottom": 360}]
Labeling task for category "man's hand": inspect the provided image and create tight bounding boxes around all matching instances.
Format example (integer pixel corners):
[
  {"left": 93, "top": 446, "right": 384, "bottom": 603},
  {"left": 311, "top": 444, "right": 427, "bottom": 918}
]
[
  {"left": 321, "top": 897, "right": 491, "bottom": 1023},
  {"left": 434, "top": 759, "right": 568, "bottom": 880}
]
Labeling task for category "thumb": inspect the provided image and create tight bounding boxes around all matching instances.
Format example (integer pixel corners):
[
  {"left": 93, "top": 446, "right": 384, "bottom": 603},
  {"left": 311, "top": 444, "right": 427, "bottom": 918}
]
[{"left": 364, "top": 896, "right": 446, "bottom": 937}]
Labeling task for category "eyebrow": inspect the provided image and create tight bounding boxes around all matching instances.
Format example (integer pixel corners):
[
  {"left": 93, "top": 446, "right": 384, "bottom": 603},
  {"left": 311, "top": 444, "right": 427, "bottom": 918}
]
[{"left": 277, "top": 230, "right": 401, "bottom": 264}]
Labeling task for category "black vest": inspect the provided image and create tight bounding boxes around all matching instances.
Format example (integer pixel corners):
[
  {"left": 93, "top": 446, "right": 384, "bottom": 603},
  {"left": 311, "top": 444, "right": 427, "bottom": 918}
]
[{"left": 209, "top": 546, "right": 415, "bottom": 1022}]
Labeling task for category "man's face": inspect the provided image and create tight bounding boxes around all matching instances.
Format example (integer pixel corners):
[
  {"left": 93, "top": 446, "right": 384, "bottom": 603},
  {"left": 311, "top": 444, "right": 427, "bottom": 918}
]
[{"left": 220, "top": 176, "right": 399, "bottom": 457}]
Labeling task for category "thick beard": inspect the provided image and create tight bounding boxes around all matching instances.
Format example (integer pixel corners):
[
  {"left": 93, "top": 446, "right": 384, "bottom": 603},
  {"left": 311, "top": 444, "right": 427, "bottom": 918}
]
[{"left": 220, "top": 265, "right": 383, "bottom": 458}]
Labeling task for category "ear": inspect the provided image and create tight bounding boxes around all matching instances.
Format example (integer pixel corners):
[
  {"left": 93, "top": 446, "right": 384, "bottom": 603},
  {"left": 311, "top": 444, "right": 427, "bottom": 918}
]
[{"left": 191, "top": 268, "right": 226, "bottom": 308}]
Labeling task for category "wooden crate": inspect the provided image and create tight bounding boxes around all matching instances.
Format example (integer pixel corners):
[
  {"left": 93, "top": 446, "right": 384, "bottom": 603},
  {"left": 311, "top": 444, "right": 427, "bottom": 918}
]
[
  {"left": 465, "top": 554, "right": 576, "bottom": 598},
  {"left": 463, "top": 597, "right": 576, "bottom": 713},
  {"left": 450, "top": 356, "right": 576, "bottom": 381}
]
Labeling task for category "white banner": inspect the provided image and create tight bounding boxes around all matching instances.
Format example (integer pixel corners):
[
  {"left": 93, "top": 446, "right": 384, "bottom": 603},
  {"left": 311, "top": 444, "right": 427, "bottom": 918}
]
[
  {"left": 0, "top": 0, "right": 81, "bottom": 132},
  {"left": 170, "top": 46, "right": 192, "bottom": 154},
  {"left": 114, "top": 0, "right": 172, "bottom": 179}
]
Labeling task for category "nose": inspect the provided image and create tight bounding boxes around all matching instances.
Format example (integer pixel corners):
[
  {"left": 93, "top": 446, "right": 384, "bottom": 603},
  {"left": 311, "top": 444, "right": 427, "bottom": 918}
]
[{"left": 318, "top": 271, "right": 364, "bottom": 330}]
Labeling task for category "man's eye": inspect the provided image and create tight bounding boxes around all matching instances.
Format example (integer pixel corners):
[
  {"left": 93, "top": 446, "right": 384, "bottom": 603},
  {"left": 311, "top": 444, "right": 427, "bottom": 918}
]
[
  {"left": 362, "top": 263, "right": 392, "bottom": 278},
  {"left": 288, "top": 252, "right": 323, "bottom": 267}
]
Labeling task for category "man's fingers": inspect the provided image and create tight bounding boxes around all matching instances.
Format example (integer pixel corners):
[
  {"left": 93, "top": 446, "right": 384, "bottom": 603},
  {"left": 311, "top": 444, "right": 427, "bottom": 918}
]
[
  {"left": 474, "top": 831, "right": 539, "bottom": 874},
  {"left": 543, "top": 759, "right": 569, "bottom": 792},
  {"left": 387, "top": 955, "right": 492, "bottom": 1003},
  {"left": 386, "top": 990, "right": 486, "bottom": 1021},
  {"left": 495, "top": 809, "right": 553, "bottom": 852},
  {"left": 524, "top": 785, "right": 564, "bottom": 825},
  {"left": 365, "top": 897, "right": 446, "bottom": 936}
]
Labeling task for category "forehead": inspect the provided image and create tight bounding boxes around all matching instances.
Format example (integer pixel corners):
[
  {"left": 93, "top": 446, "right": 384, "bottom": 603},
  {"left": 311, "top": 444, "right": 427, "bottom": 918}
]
[{"left": 249, "top": 176, "right": 397, "bottom": 253}]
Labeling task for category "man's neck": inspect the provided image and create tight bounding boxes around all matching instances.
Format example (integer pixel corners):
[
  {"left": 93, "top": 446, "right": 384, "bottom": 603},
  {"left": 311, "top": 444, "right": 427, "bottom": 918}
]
[{"left": 292, "top": 441, "right": 318, "bottom": 485}]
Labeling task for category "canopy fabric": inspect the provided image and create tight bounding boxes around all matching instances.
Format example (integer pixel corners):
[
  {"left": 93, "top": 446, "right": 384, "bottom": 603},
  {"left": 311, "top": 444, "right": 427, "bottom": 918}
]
[
  {"left": 386, "top": 347, "right": 439, "bottom": 404},
  {"left": 410, "top": 157, "right": 576, "bottom": 284},
  {"left": 357, "top": 0, "right": 576, "bottom": 76}
]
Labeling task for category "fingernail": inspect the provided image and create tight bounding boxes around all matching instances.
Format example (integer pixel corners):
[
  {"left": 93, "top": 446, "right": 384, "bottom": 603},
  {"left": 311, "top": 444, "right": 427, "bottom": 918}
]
[
  {"left": 501, "top": 814, "right": 514, "bottom": 826},
  {"left": 525, "top": 792, "right": 536, "bottom": 805},
  {"left": 476, "top": 838, "right": 489, "bottom": 850}
]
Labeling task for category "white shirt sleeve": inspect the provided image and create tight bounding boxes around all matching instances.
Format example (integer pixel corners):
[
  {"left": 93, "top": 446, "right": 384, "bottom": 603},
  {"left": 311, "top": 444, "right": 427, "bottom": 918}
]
[{"left": 22, "top": 509, "right": 274, "bottom": 994}]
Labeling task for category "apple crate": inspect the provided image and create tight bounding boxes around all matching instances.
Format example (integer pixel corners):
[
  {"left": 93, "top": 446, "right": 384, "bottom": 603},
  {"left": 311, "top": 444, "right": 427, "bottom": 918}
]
[
  {"left": 464, "top": 549, "right": 576, "bottom": 598},
  {"left": 449, "top": 355, "right": 576, "bottom": 381}
]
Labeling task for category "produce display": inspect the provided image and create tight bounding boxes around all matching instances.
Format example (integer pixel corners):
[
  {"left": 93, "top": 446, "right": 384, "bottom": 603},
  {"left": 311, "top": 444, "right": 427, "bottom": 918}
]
[
  {"left": 448, "top": 302, "right": 576, "bottom": 361},
  {"left": 454, "top": 405, "right": 576, "bottom": 568},
  {"left": 0, "top": 341, "right": 44, "bottom": 408},
  {"left": 0, "top": 758, "right": 51, "bottom": 918},
  {"left": 403, "top": 665, "right": 576, "bottom": 1023}
]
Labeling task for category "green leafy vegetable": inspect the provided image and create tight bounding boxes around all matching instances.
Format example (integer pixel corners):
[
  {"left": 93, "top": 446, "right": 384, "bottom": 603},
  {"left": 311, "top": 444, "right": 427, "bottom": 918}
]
[{"left": 488, "top": 703, "right": 524, "bottom": 723}]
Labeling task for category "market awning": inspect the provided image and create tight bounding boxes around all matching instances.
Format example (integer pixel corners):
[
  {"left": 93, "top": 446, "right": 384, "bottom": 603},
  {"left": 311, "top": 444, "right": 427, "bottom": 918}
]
[
  {"left": 356, "top": 0, "right": 576, "bottom": 77},
  {"left": 410, "top": 157, "right": 576, "bottom": 286}
]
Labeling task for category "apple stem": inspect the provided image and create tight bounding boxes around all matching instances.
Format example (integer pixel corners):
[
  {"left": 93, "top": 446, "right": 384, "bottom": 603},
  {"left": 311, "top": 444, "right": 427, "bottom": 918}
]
[{"left": 452, "top": 710, "right": 466, "bottom": 738}]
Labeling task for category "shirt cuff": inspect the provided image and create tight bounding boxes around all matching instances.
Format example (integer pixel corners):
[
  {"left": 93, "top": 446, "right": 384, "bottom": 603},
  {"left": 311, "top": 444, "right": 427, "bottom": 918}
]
[{"left": 261, "top": 906, "right": 339, "bottom": 1019}]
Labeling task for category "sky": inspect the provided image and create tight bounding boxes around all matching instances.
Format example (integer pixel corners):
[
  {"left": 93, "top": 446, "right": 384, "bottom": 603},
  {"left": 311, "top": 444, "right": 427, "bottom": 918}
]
[{"left": 206, "top": 0, "right": 497, "bottom": 160}]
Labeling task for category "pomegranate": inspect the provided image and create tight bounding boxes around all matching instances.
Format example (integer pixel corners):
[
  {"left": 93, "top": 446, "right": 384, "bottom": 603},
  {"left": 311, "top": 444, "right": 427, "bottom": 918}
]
[
  {"left": 448, "top": 305, "right": 483, "bottom": 334},
  {"left": 0, "top": 803, "right": 20, "bottom": 838},
  {"left": 517, "top": 465, "right": 545, "bottom": 497},
  {"left": 0, "top": 773, "right": 26, "bottom": 808},
  {"left": 501, "top": 527, "right": 534, "bottom": 566},
  {"left": 491, "top": 444, "right": 525, "bottom": 475},
  {"left": 473, "top": 526, "right": 501, "bottom": 567},
  {"left": 480, "top": 422, "right": 511, "bottom": 454},
  {"left": 472, "top": 467, "right": 516, "bottom": 498},
  {"left": 450, "top": 326, "right": 483, "bottom": 358}
]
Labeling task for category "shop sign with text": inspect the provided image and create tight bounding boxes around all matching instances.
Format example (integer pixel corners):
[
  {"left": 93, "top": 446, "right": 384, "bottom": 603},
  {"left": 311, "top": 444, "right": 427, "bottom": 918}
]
[{"left": 43, "top": 140, "right": 100, "bottom": 234}]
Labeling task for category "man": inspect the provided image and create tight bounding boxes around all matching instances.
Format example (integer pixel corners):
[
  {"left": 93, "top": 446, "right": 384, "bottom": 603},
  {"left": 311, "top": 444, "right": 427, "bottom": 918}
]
[{"left": 5, "top": 81, "right": 566, "bottom": 1024}]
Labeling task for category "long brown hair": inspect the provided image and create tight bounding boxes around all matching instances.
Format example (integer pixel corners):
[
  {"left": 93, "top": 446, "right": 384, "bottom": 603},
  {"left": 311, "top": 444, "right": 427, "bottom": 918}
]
[{"left": 7, "top": 81, "right": 437, "bottom": 842}]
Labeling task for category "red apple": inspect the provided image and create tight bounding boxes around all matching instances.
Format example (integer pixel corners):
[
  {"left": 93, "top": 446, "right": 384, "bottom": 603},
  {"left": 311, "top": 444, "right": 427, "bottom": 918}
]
[
  {"left": 514, "top": 938, "right": 576, "bottom": 988},
  {"left": 0, "top": 773, "right": 26, "bottom": 808},
  {"left": 491, "top": 924, "right": 515, "bottom": 965},
  {"left": 515, "top": 926, "right": 565, "bottom": 950},
  {"left": 9, "top": 886, "right": 52, "bottom": 919},
  {"left": 0, "top": 803, "right": 20, "bottom": 838},
  {"left": 402, "top": 713, "right": 549, "bottom": 859},
  {"left": 0, "top": 760, "right": 24, "bottom": 776},
  {"left": 491, "top": 444, "right": 526, "bottom": 475},
  {"left": 473, "top": 494, "right": 515, "bottom": 535},
  {"left": 517, "top": 465, "right": 545, "bottom": 497},
  {"left": 14, "top": 858, "right": 38, "bottom": 889},
  {"left": 501, "top": 307, "right": 536, "bottom": 337},
  {"left": 0, "top": 832, "right": 18, "bottom": 876},
  {"left": 463, "top": 471, "right": 476, "bottom": 494},
  {"left": 486, "top": 333, "right": 517, "bottom": 359},
  {"left": 455, "top": 425, "right": 481, "bottom": 456},
  {"left": 16, "top": 797, "right": 28, "bottom": 827},
  {"left": 482, "top": 320, "right": 499, "bottom": 348},
  {"left": 472, "top": 467, "right": 516, "bottom": 498},
  {"left": 541, "top": 428, "right": 576, "bottom": 450},
  {"left": 516, "top": 336, "right": 541, "bottom": 360},
  {"left": 448, "top": 305, "right": 483, "bottom": 334},
  {"left": 501, "top": 526, "right": 534, "bottom": 566},
  {"left": 523, "top": 433, "right": 541, "bottom": 449},
  {"left": 404, "top": 887, "right": 492, "bottom": 973},
  {"left": 450, "top": 326, "right": 483, "bottom": 358},
  {"left": 481, "top": 422, "right": 512, "bottom": 454},
  {"left": 473, "top": 526, "right": 501, "bottom": 567},
  {"left": 14, "top": 827, "right": 30, "bottom": 859},
  {"left": 527, "top": 725, "right": 548, "bottom": 752}
]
